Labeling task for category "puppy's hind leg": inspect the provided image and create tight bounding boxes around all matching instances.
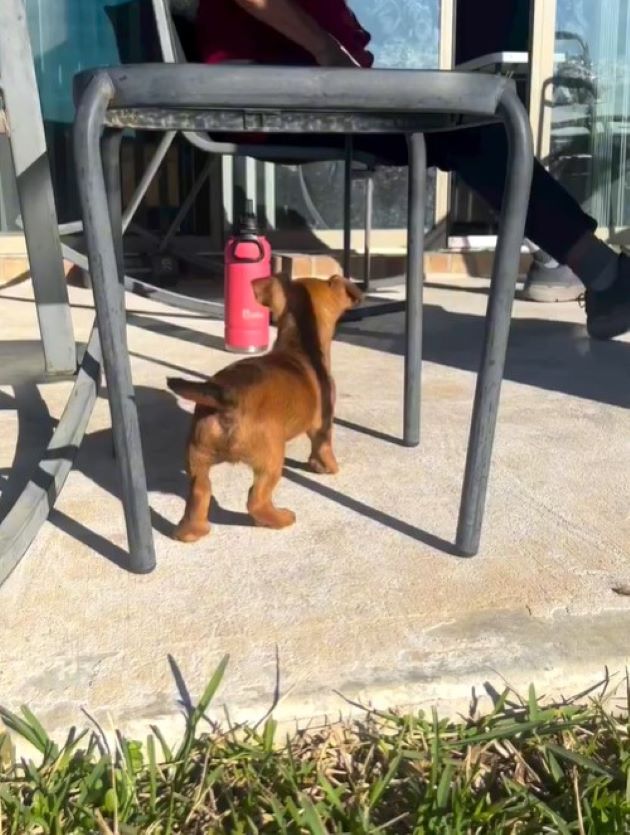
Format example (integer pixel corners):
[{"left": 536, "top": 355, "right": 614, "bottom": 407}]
[
  {"left": 174, "top": 443, "right": 214, "bottom": 543},
  {"left": 308, "top": 425, "right": 339, "bottom": 475},
  {"left": 247, "top": 448, "right": 296, "bottom": 529}
]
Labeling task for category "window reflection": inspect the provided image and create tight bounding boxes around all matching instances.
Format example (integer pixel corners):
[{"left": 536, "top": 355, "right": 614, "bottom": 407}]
[
  {"left": 352, "top": 0, "right": 440, "bottom": 69},
  {"left": 275, "top": 0, "right": 440, "bottom": 232},
  {"left": 552, "top": 0, "right": 630, "bottom": 230}
]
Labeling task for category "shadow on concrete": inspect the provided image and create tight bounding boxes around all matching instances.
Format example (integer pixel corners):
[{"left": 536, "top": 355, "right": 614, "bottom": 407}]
[
  {"left": 0, "top": 383, "right": 55, "bottom": 522},
  {"left": 0, "top": 381, "right": 224, "bottom": 571},
  {"left": 6, "top": 288, "right": 626, "bottom": 571},
  {"left": 0, "top": 291, "right": 222, "bottom": 318},
  {"left": 337, "top": 302, "right": 630, "bottom": 411},
  {"left": 54, "top": 383, "right": 456, "bottom": 569},
  {"left": 64, "top": 386, "right": 252, "bottom": 569},
  {"left": 282, "top": 461, "right": 459, "bottom": 556},
  {"left": 127, "top": 292, "right": 630, "bottom": 411},
  {"left": 126, "top": 313, "right": 225, "bottom": 352},
  {"left": 332, "top": 416, "right": 405, "bottom": 446},
  {"left": 0, "top": 339, "right": 53, "bottom": 386},
  {"left": 423, "top": 277, "right": 547, "bottom": 302}
]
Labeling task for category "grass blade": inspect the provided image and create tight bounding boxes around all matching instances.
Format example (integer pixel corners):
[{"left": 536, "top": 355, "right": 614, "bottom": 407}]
[
  {"left": 528, "top": 684, "right": 540, "bottom": 722},
  {"left": 369, "top": 753, "right": 402, "bottom": 810},
  {"left": 545, "top": 743, "right": 615, "bottom": 779},
  {"left": 437, "top": 762, "right": 455, "bottom": 809},
  {"left": 300, "top": 794, "right": 327, "bottom": 835},
  {"left": 149, "top": 725, "right": 172, "bottom": 764},
  {"left": 191, "top": 655, "right": 230, "bottom": 727},
  {"left": 0, "top": 707, "right": 48, "bottom": 754},
  {"left": 147, "top": 735, "right": 158, "bottom": 814},
  {"left": 262, "top": 718, "right": 276, "bottom": 754}
]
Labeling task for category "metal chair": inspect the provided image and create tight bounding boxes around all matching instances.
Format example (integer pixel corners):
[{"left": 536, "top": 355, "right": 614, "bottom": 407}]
[
  {"left": 0, "top": 0, "right": 100, "bottom": 588},
  {"left": 73, "top": 63, "right": 533, "bottom": 570}
]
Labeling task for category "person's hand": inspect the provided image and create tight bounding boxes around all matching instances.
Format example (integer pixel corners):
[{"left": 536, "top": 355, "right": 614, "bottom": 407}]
[{"left": 314, "top": 36, "right": 361, "bottom": 68}]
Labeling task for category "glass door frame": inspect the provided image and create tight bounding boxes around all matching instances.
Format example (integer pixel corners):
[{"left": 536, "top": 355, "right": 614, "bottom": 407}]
[
  {"left": 529, "top": 0, "right": 557, "bottom": 162},
  {"left": 447, "top": 0, "right": 559, "bottom": 250}
]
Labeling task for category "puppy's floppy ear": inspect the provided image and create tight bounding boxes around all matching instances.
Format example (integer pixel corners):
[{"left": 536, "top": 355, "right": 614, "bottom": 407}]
[
  {"left": 328, "top": 274, "right": 363, "bottom": 308},
  {"left": 252, "top": 274, "right": 290, "bottom": 320}
]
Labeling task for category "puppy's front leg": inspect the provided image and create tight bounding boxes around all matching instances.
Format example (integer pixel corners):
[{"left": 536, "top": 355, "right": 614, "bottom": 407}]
[
  {"left": 308, "top": 375, "right": 339, "bottom": 474},
  {"left": 174, "top": 443, "right": 213, "bottom": 543},
  {"left": 247, "top": 455, "right": 296, "bottom": 529}
]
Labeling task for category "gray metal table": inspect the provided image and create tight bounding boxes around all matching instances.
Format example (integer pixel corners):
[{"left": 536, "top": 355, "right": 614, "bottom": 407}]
[{"left": 73, "top": 64, "right": 533, "bottom": 570}]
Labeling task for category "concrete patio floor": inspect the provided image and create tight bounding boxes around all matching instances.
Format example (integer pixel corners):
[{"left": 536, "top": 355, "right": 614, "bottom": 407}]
[{"left": 1, "top": 273, "right": 630, "bottom": 746}]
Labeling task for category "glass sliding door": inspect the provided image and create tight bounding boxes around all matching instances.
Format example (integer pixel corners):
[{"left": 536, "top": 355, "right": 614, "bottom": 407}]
[
  {"left": 24, "top": 0, "right": 145, "bottom": 223},
  {"left": 15, "top": 0, "right": 222, "bottom": 246},
  {"left": 264, "top": 0, "right": 444, "bottom": 250},
  {"left": 449, "top": 0, "right": 630, "bottom": 246},
  {"left": 551, "top": 0, "right": 630, "bottom": 238}
]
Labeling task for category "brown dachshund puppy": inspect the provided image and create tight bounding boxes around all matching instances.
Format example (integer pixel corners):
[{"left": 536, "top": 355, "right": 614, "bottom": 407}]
[{"left": 167, "top": 274, "right": 362, "bottom": 542}]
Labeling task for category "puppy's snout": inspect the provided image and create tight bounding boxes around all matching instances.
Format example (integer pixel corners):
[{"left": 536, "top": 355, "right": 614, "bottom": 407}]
[{"left": 345, "top": 281, "right": 363, "bottom": 308}]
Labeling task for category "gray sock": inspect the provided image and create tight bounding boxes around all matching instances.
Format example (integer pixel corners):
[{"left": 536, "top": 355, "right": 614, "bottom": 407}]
[{"left": 574, "top": 239, "right": 619, "bottom": 291}]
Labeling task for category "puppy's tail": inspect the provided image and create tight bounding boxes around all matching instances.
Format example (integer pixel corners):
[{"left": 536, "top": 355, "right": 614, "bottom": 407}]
[{"left": 167, "top": 377, "right": 235, "bottom": 411}]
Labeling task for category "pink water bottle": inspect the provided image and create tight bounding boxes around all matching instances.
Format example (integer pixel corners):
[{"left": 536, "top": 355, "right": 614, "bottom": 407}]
[{"left": 224, "top": 200, "right": 271, "bottom": 353}]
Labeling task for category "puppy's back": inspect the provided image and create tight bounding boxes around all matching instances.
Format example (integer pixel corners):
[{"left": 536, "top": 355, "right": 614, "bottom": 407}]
[
  {"left": 169, "top": 351, "right": 319, "bottom": 446},
  {"left": 220, "top": 353, "right": 319, "bottom": 441}
]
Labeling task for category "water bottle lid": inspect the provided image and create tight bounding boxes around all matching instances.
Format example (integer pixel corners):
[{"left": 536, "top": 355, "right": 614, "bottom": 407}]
[{"left": 235, "top": 199, "right": 259, "bottom": 237}]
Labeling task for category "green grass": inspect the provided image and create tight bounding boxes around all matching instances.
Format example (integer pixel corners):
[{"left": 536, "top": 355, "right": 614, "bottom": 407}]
[{"left": 1, "top": 658, "right": 629, "bottom": 834}]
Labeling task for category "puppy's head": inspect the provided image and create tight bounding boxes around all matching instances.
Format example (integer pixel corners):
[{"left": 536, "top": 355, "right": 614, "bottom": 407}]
[
  {"left": 308, "top": 274, "right": 364, "bottom": 322},
  {"left": 252, "top": 274, "right": 362, "bottom": 334}
]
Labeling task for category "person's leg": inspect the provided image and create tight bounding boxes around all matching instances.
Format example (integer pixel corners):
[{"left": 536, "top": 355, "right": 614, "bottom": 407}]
[
  {"left": 421, "top": 126, "right": 630, "bottom": 339},
  {"left": 257, "top": 130, "right": 603, "bottom": 280},
  {"left": 260, "top": 130, "right": 630, "bottom": 339},
  {"left": 353, "top": 126, "right": 581, "bottom": 300},
  {"left": 423, "top": 126, "right": 598, "bottom": 266},
  {"left": 352, "top": 129, "right": 602, "bottom": 276}
]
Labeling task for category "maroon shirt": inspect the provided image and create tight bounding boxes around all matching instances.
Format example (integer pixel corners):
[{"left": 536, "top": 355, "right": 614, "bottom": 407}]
[{"left": 197, "top": 0, "right": 373, "bottom": 68}]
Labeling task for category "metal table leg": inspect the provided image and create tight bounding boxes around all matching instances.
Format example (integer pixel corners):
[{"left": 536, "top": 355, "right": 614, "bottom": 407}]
[
  {"left": 363, "top": 173, "right": 373, "bottom": 291},
  {"left": 456, "top": 89, "right": 533, "bottom": 556},
  {"left": 342, "top": 136, "right": 353, "bottom": 279},
  {"left": 403, "top": 133, "right": 426, "bottom": 448},
  {"left": 102, "top": 131, "right": 124, "bottom": 280},
  {"left": 74, "top": 75, "right": 156, "bottom": 574},
  {"left": 102, "top": 130, "right": 126, "bottom": 461}
]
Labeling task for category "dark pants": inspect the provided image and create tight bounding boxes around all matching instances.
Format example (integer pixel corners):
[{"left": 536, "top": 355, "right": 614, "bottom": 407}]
[{"left": 273, "top": 125, "right": 598, "bottom": 267}]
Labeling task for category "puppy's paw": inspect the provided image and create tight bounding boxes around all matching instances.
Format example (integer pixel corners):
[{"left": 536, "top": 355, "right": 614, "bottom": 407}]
[
  {"left": 173, "top": 520, "right": 211, "bottom": 543},
  {"left": 274, "top": 508, "right": 296, "bottom": 528},
  {"left": 308, "top": 455, "right": 339, "bottom": 475},
  {"left": 251, "top": 507, "right": 296, "bottom": 529}
]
